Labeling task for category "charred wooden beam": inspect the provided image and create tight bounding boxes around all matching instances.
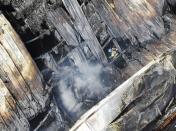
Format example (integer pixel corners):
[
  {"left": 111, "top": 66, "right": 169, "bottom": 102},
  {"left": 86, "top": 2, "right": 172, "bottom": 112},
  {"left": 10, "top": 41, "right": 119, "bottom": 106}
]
[
  {"left": 0, "top": 78, "right": 29, "bottom": 131},
  {"left": 0, "top": 14, "right": 49, "bottom": 130},
  {"left": 91, "top": 0, "right": 165, "bottom": 46},
  {"left": 48, "top": 8, "right": 80, "bottom": 47},
  {"left": 62, "top": 0, "right": 107, "bottom": 63}
]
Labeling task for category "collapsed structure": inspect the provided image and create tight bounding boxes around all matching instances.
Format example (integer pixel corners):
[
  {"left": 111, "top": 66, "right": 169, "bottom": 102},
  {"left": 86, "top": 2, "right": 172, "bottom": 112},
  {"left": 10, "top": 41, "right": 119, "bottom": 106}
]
[{"left": 0, "top": 0, "right": 176, "bottom": 130}]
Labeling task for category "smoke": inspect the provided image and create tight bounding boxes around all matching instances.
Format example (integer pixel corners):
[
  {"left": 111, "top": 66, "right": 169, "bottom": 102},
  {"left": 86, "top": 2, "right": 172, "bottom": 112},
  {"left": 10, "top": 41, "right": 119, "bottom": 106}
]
[
  {"left": 51, "top": 61, "right": 116, "bottom": 121},
  {"left": 74, "top": 63, "right": 107, "bottom": 97}
]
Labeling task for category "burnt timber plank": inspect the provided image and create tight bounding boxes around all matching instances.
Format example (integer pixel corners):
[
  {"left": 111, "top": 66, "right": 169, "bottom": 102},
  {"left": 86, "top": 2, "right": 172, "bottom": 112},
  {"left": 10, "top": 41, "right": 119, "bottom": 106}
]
[
  {"left": 91, "top": 0, "right": 127, "bottom": 41},
  {"left": 82, "top": 5, "right": 110, "bottom": 46},
  {"left": 62, "top": 0, "right": 107, "bottom": 63},
  {"left": 0, "top": 14, "right": 49, "bottom": 130},
  {"left": 0, "top": 78, "right": 29, "bottom": 131},
  {"left": 91, "top": 0, "right": 165, "bottom": 45},
  {"left": 0, "top": 44, "right": 41, "bottom": 118},
  {"left": 48, "top": 8, "right": 80, "bottom": 47}
]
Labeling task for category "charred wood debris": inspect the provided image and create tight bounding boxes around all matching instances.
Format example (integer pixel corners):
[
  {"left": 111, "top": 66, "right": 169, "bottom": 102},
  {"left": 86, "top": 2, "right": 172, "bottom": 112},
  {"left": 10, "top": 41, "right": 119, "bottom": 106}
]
[{"left": 0, "top": 0, "right": 176, "bottom": 130}]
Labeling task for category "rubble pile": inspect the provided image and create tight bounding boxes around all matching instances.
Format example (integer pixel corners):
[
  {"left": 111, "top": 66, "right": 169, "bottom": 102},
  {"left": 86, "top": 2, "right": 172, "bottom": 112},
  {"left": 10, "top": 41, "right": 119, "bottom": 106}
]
[{"left": 0, "top": 0, "right": 176, "bottom": 130}]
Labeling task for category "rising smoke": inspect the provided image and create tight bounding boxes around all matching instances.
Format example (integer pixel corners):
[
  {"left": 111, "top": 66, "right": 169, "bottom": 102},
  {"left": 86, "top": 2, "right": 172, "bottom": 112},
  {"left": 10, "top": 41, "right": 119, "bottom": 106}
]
[{"left": 50, "top": 61, "right": 117, "bottom": 122}]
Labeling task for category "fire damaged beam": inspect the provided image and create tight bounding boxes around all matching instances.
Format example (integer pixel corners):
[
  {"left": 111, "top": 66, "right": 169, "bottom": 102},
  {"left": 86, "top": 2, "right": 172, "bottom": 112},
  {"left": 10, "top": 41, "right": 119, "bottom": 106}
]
[
  {"left": 0, "top": 79, "right": 29, "bottom": 131},
  {"left": 70, "top": 50, "right": 176, "bottom": 131},
  {"left": 48, "top": 8, "right": 80, "bottom": 47},
  {"left": 62, "top": 0, "right": 107, "bottom": 63},
  {"left": 91, "top": 0, "right": 165, "bottom": 45},
  {"left": 0, "top": 14, "right": 49, "bottom": 130}
]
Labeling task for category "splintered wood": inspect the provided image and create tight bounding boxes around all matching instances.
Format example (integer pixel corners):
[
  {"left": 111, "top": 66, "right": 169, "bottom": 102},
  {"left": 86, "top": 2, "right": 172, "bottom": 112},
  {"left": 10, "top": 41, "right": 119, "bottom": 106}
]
[
  {"left": 62, "top": 0, "right": 107, "bottom": 63},
  {"left": 91, "top": 0, "right": 165, "bottom": 45},
  {"left": 0, "top": 14, "right": 49, "bottom": 130}
]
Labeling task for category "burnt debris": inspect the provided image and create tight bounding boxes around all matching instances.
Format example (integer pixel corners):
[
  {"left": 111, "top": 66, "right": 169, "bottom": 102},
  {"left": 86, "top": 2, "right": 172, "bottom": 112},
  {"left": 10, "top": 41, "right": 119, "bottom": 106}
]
[{"left": 0, "top": 0, "right": 176, "bottom": 131}]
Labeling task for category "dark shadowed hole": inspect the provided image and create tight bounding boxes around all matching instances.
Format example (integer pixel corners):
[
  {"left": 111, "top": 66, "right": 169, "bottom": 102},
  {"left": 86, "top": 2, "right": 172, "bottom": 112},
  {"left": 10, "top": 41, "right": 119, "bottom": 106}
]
[
  {"left": 0, "top": 4, "right": 15, "bottom": 12},
  {"left": 29, "top": 110, "right": 48, "bottom": 130},
  {"left": 26, "top": 32, "right": 58, "bottom": 58}
]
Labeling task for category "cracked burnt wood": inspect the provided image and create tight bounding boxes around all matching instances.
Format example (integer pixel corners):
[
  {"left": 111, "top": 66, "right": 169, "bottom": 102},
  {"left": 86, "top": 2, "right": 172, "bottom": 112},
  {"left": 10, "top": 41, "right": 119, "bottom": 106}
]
[
  {"left": 120, "top": 16, "right": 176, "bottom": 79},
  {"left": 91, "top": 0, "right": 165, "bottom": 45},
  {"left": 0, "top": 14, "right": 49, "bottom": 130},
  {"left": 48, "top": 8, "right": 80, "bottom": 47},
  {"left": 0, "top": 79, "right": 29, "bottom": 131},
  {"left": 62, "top": 0, "right": 107, "bottom": 63}
]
